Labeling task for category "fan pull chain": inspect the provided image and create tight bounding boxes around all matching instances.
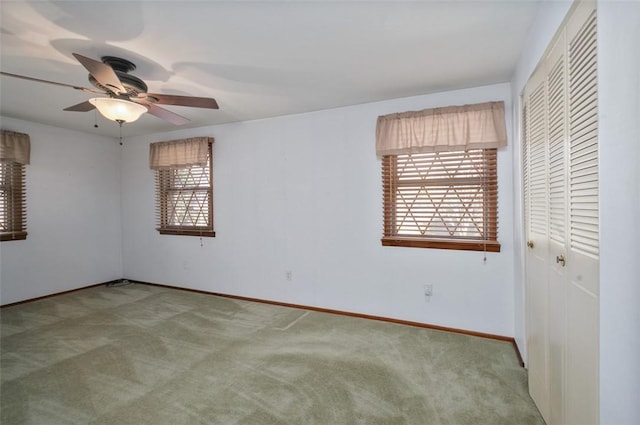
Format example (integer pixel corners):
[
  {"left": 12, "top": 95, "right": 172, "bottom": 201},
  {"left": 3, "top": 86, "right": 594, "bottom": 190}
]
[
  {"left": 94, "top": 110, "right": 99, "bottom": 128},
  {"left": 118, "top": 120, "right": 123, "bottom": 145}
]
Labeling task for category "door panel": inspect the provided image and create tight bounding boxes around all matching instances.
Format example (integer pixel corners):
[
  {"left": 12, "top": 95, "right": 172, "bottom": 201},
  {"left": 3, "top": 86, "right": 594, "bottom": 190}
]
[
  {"left": 545, "top": 29, "right": 568, "bottom": 425},
  {"left": 565, "top": 5, "right": 599, "bottom": 423},
  {"left": 524, "top": 66, "right": 550, "bottom": 422},
  {"left": 565, "top": 281, "right": 598, "bottom": 425}
]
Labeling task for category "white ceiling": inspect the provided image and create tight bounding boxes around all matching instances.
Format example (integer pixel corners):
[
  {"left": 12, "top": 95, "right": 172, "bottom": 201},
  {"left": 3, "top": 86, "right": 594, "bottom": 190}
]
[{"left": 0, "top": 1, "right": 541, "bottom": 138}]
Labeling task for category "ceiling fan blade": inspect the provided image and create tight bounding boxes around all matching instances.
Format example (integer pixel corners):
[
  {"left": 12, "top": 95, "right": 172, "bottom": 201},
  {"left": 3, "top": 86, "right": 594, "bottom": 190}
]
[
  {"left": 63, "top": 101, "right": 96, "bottom": 112},
  {"left": 145, "top": 103, "right": 190, "bottom": 125},
  {"left": 73, "top": 53, "right": 126, "bottom": 95},
  {"left": 0, "top": 71, "right": 102, "bottom": 94},
  {"left": 140, "top": 93, "right": 219, "bottom": 109}
]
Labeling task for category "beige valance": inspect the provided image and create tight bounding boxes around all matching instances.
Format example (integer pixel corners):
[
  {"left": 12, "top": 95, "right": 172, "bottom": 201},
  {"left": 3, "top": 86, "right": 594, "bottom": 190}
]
[
  {"left": 375, "top": 101, "right": 507, "bottom": 156},
  {"left": 149, "top": 137, "right": 213, "bottom": 170},
  {"left": 0, "top": 130, "right": 31, "bottom": 165}
]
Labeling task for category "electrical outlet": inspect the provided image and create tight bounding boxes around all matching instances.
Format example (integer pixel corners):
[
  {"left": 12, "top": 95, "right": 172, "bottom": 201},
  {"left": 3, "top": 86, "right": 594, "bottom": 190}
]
[
  {"left": 286, "top": 271, "right": 292, "bottom": 281},
  {"left": 424, "top": 284, "right": 433, "bottom": 297}
]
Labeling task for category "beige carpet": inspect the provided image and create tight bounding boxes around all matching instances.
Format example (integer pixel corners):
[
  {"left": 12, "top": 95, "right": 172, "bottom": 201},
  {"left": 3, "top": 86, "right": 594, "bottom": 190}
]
[{"left": 1, "top": 283, "right": 544, "bottom": 424}]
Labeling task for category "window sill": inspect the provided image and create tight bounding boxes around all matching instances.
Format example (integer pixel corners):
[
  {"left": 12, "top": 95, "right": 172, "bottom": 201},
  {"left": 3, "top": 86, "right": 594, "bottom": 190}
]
[
  {"left": 382, "top": 237, "right": 500, "bottom": 252},
  {"left": 157, "top": 228, "right": 216, "bottom": 237},
  {"left": 0, "top": 231, "right": 27, "bottom": 242}
]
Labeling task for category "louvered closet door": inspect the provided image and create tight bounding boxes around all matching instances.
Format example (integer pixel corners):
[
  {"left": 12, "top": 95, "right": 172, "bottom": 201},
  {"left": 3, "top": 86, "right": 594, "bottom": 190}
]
[
  {"left": 546, "top": 29, "right": 568, "bottom": 425},
  {"left": 523, "top": 65, "right": 551, "bottom": 424},
  {"left": 565, "top": 3, "right": 599, "bottom": 424},
  {"left": 522, "top": 1, "right": 599, "bottom": 424}
]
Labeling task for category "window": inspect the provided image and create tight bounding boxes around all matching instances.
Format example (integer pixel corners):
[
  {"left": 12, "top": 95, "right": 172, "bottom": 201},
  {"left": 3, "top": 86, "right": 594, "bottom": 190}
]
[
  {"left": 0, "top": 161, "right": 27, "bottom": 241},
  {"left": 375, "top": 101, "right": 506, "bottom": 252},
  {"left": 382, "top": 149, "right": 499, "bottom": 251},
  {"left": 0, "top": 130, "right": 30, "bottom": 242},
  {"left": 152, "top": 139, "right": 214, "bottom": 237}
]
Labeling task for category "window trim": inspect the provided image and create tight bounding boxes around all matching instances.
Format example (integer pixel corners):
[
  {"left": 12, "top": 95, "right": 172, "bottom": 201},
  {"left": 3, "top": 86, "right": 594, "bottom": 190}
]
[
  {"left": 381, "top": 149, "right": 500, "bottom": 252},
  {"left": 381, "top": 237, "right": 501, "bottom": 252},
  {"left": 155, "top": 142, "right": 215, "bottom": 237}
]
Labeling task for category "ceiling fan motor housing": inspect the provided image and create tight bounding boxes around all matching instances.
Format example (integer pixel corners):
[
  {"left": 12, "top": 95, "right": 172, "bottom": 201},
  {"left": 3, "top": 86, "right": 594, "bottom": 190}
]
[
  {"left": 101, "top": 56, "right": 136, "bottom": 73},
  {"left": 88, "top": 56, "right": 148, "bottom": 96}
]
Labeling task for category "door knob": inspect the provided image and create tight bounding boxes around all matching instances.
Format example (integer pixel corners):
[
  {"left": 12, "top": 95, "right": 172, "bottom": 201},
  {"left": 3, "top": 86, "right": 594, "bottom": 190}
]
[
  {"left": 556, "top": 255, "right": 566, "bottom": 267},
  {"left": 527, "top": 240, "right": 535, "bottom": 248}
]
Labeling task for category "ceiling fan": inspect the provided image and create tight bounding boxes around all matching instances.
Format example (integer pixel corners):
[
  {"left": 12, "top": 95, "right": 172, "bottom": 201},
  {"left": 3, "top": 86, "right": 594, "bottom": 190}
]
[{"left": 0, "top": 53, "right": 219, "bottom": 125}]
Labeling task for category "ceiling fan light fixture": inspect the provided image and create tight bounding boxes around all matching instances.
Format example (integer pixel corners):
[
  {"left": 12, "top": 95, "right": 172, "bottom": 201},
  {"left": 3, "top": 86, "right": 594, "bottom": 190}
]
[{"left": 89, "top": 97, "right": 147, "bottom": 123}]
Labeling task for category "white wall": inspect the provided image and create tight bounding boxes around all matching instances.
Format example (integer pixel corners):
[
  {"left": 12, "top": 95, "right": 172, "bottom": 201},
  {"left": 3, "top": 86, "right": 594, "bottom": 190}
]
[
  {"left": 0, "top": 117, "right": 123, "bottom": 304},
  {"left": 121, "top": 83, "right": 517, "bottom": 337},
  {"left": 597, "top": 2, "right": 640, "bottom": 424}
]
